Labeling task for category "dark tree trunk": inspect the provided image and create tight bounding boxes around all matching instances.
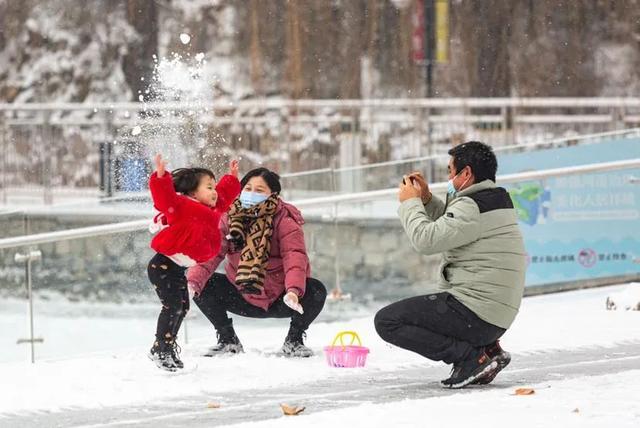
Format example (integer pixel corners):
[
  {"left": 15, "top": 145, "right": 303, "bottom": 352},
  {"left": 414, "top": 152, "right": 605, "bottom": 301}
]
[
  {"left": 461, "top": 0, "right": 513, "bottom": 97},
  {"left": 122, "top": 0, "right": 158, "bottom": 101}
]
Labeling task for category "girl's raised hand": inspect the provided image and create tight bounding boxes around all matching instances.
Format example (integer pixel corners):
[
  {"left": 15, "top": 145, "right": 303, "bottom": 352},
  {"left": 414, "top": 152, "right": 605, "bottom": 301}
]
[
  {"left": 229, "top": 159, "right": 239, "bottom": 178},
  {"left": 155, "top": 154, "right": 167, "bottom": 177}
]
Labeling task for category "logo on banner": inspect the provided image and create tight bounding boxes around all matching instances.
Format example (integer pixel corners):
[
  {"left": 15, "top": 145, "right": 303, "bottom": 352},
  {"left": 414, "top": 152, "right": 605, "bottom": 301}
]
[{"left": 578, "top": 248, "right": 598, "bottom": 268}]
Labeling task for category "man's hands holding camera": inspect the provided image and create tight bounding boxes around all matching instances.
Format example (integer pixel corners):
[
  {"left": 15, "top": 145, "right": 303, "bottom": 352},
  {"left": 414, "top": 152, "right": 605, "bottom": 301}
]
[{"left": 398, "top": 171, "right": 432, "bottom": 204}]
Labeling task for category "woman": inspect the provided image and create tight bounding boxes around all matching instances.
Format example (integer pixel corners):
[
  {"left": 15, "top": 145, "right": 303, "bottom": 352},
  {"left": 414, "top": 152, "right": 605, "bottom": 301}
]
[{"left": 186, "top": 167, "right": 327, "bottom": 357}]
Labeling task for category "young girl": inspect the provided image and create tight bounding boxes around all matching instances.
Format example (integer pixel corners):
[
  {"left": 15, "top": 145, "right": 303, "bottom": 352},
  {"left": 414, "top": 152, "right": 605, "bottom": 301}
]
[{"left": 147, "top": 154, "right": 240, "bottom": 371}]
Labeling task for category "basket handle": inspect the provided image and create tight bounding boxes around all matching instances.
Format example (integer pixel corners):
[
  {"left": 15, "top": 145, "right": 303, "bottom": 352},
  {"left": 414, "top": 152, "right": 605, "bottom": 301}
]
[{"left": 331, "top": 331, "right": 363, "bottom": 348}]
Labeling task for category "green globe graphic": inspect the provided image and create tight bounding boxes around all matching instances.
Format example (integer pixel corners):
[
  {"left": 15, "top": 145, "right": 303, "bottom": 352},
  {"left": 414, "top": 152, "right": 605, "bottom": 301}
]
[{"left": 509, "top": 182, "right": 551, "bottom": 226}]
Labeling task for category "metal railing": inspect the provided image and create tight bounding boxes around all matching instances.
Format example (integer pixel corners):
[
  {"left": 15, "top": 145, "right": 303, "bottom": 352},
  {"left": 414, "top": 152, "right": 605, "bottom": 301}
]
[
  {"left": 279, "top": 127, "right": 640, "bottom": 197},
  {"left": 2, "top": 158, "right": 638, "bottom": 251},
  {"left": 3, "top": 126, "right": 637, "bottom": 209},
  {"left": 3, "top": 97, "right": 640, "bottom": 204}
]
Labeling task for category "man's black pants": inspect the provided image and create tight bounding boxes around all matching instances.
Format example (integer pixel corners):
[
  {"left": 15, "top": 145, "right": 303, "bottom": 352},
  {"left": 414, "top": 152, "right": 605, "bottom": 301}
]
[
  {"left": 147, "top": 253, "right": 189, "bottom": 345},
  {"left": 194, "top": 273, "right": 327, "bottom": 332},
  {"left": 374, "top": 292, "right": 505, "bottom": 364}
]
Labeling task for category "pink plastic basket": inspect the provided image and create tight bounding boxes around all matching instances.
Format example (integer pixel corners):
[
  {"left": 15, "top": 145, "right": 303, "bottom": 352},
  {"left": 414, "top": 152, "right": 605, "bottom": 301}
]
[{"left": 323, "top": 331, "right": 370, "bottom": 368}]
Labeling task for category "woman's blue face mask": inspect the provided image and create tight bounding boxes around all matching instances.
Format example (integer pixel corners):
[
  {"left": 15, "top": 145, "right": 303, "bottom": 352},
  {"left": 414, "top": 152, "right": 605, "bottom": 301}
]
[{"left": 240, "top": 191, "right": 269, "bottom": 208}]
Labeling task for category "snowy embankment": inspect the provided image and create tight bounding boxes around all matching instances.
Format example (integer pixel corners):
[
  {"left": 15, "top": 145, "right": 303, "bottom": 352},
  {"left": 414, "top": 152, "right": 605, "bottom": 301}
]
[{"left": 1, "top": 284, "right": 639, "bottom": 423}]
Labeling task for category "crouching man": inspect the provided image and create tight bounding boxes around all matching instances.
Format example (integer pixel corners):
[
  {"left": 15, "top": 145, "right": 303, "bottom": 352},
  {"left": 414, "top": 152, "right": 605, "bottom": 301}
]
[{"left": 375, "top": 141, "right": 527, "bottom": 389}]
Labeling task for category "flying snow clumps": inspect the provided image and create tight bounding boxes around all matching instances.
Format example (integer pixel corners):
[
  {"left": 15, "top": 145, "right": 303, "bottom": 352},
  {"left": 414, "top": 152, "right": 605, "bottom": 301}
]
[
  {"left": 180, "top": 33, "right": 191, "bottom": 45},
  {"left": 131, "top": 126, "right": 142, "bottom": 136},
  {"left": 606, "top": 283, "right": 640, "bottom": 311}
]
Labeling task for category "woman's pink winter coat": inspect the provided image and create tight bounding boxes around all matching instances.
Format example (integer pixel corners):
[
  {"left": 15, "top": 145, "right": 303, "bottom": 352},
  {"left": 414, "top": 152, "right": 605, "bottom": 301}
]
[{"left": 186, "top": 199, "right": 311, "bottom": 310}]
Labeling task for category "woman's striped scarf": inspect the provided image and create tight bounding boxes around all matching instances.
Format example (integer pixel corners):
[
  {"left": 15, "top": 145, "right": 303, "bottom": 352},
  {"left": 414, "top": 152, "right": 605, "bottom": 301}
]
[{"left": 227, "top": 194, "right": 279, "bottom": 294}]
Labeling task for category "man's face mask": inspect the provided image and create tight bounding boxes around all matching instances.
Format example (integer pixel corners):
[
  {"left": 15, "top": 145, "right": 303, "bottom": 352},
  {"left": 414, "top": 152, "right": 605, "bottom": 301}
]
[{"left": 447, "top": 168, "right": 470, "bottom": 196}]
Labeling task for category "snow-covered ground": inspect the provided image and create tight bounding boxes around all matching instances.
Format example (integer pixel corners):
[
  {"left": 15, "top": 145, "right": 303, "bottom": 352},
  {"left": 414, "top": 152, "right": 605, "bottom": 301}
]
[
  {"left": 229, "top": 370, "right": 640, "bottom": 428},
  {"left": 1, "top": 284, "right": 639, "bottom": 426}
]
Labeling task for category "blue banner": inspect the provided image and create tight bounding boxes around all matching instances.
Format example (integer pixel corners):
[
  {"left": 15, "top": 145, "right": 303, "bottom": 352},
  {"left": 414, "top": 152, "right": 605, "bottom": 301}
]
[{"left": 498, "top": 138, "right": 640, "bottom": 286}]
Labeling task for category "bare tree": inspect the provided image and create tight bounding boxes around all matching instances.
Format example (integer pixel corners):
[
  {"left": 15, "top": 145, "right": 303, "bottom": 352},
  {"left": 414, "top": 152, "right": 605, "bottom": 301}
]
[
  {"left": 122, "top": 0, "right": 158, "bottom": 101},
  {"left": 456, "top": 0, "right": 513, "bottom": 97}
]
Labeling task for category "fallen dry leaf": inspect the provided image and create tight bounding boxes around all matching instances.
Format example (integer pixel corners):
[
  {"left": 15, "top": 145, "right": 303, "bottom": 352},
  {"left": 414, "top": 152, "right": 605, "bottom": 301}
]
[
  {"left": 572, "top": 408, "right": 580, "bottom": 414},
  {"left": 514, "top": 388, "right": 536, "bottom": 395},
  {"left": 207, "top": 402, "right": 221, "bottom": 409},
  {"left": 280, "top": 403, "right": 305, "bottom": 416}
]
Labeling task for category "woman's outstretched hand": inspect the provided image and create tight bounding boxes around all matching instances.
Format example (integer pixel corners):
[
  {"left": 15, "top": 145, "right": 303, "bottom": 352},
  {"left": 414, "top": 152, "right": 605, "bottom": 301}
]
[
  {"left": 229, "top": 159, "right": 239, "bottom": 178},
  {"left": 284, "top": 291, "right": 304, "bottom": 314},
  {"left": 155, "top": 154, "right": 167, "bottom": 178}
]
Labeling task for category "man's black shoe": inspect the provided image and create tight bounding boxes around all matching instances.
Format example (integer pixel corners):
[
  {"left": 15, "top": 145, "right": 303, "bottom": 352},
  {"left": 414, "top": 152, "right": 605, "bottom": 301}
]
[
  {"left": 474, "top": 340, "right": 511, "bottom": 385},
  {"left": 441, "top": 352, "right": 498, "bottom": 389}
]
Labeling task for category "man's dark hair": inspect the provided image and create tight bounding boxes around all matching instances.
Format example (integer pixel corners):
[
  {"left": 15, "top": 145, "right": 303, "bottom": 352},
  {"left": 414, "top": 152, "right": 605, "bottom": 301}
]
[
  {"left": 171, "top": 168, "right": 215, "bottom": 195},
  {"left": 448, "top": 141, "right": 498, "bottom": 182},
  {"left": 241, "top": 167, "right": 282, "bottom": 194}
]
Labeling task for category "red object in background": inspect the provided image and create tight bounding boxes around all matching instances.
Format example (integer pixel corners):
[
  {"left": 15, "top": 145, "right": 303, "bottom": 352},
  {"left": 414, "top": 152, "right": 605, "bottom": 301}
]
[{"left": 411, "top": 0, "right": 425, "bottom": 63}]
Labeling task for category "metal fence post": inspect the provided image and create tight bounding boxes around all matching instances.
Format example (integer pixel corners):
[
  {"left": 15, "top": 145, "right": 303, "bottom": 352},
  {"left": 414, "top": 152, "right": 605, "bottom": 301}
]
[
  {"left": 0, "top": 113, "right": 6, "bottom": 205},
  {"left": 282, "top": 113, "right": 290, "bottom": 174},
  {"left": 426, "top": 106, "right": 435, "bottom": 183},
  {"left": 610, "top": 106, "right": 625, "bottom": 131},
  {"left": 332, "top": 200, "right": 342, "bottom": 298},
  {"left": 327, "top": 165, "right": 342, "bottom": 298},
  {"left": 15, "top": 249, "right": 43, "bottom": 363},
  {"left": 501, "top": 106, "right": 508, "bottom": 146},
  {"left": 42, "top": 112, "right": 53, "bottom": 205},
  {"left": 102, "top": 110, "right": 116, "bottom": 197}
]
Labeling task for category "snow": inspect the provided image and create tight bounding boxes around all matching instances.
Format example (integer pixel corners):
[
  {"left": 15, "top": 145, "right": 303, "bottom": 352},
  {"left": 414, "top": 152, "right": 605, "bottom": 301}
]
[
  {"left": 179, "top": 33, "right": 191, "bottom": 45},
  {"left": 228, "top": 371, "right": 640, "bottom": 428},
  {"left": 1, "top": 284, "right": 640, "bottom": 420},
  {"left": 606, "top": 282, "right": 640, "bottom": 311},
  {"left": 177, "top": 0, "right": 224, "bottom": 22},
  {"left": 153, "top": 53, "right": 208, "bottom": 99},
  {"left": 595, "top": 43, "right": 640, "bottom": 96},
  {"left": 3, "top": 1, "right": 135, "bottom": 104}
]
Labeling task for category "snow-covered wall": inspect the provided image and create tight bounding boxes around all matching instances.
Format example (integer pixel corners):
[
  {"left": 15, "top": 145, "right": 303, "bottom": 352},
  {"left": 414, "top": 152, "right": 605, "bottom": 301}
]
[{"left": 0, "top": 213, "right": 440, "bottom": 303}]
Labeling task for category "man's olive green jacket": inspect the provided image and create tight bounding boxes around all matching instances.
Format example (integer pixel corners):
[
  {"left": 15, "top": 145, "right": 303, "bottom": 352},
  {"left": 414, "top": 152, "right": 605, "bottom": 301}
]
[{"left": 398, "top": 180, "right": 527, "bottom": 329}]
